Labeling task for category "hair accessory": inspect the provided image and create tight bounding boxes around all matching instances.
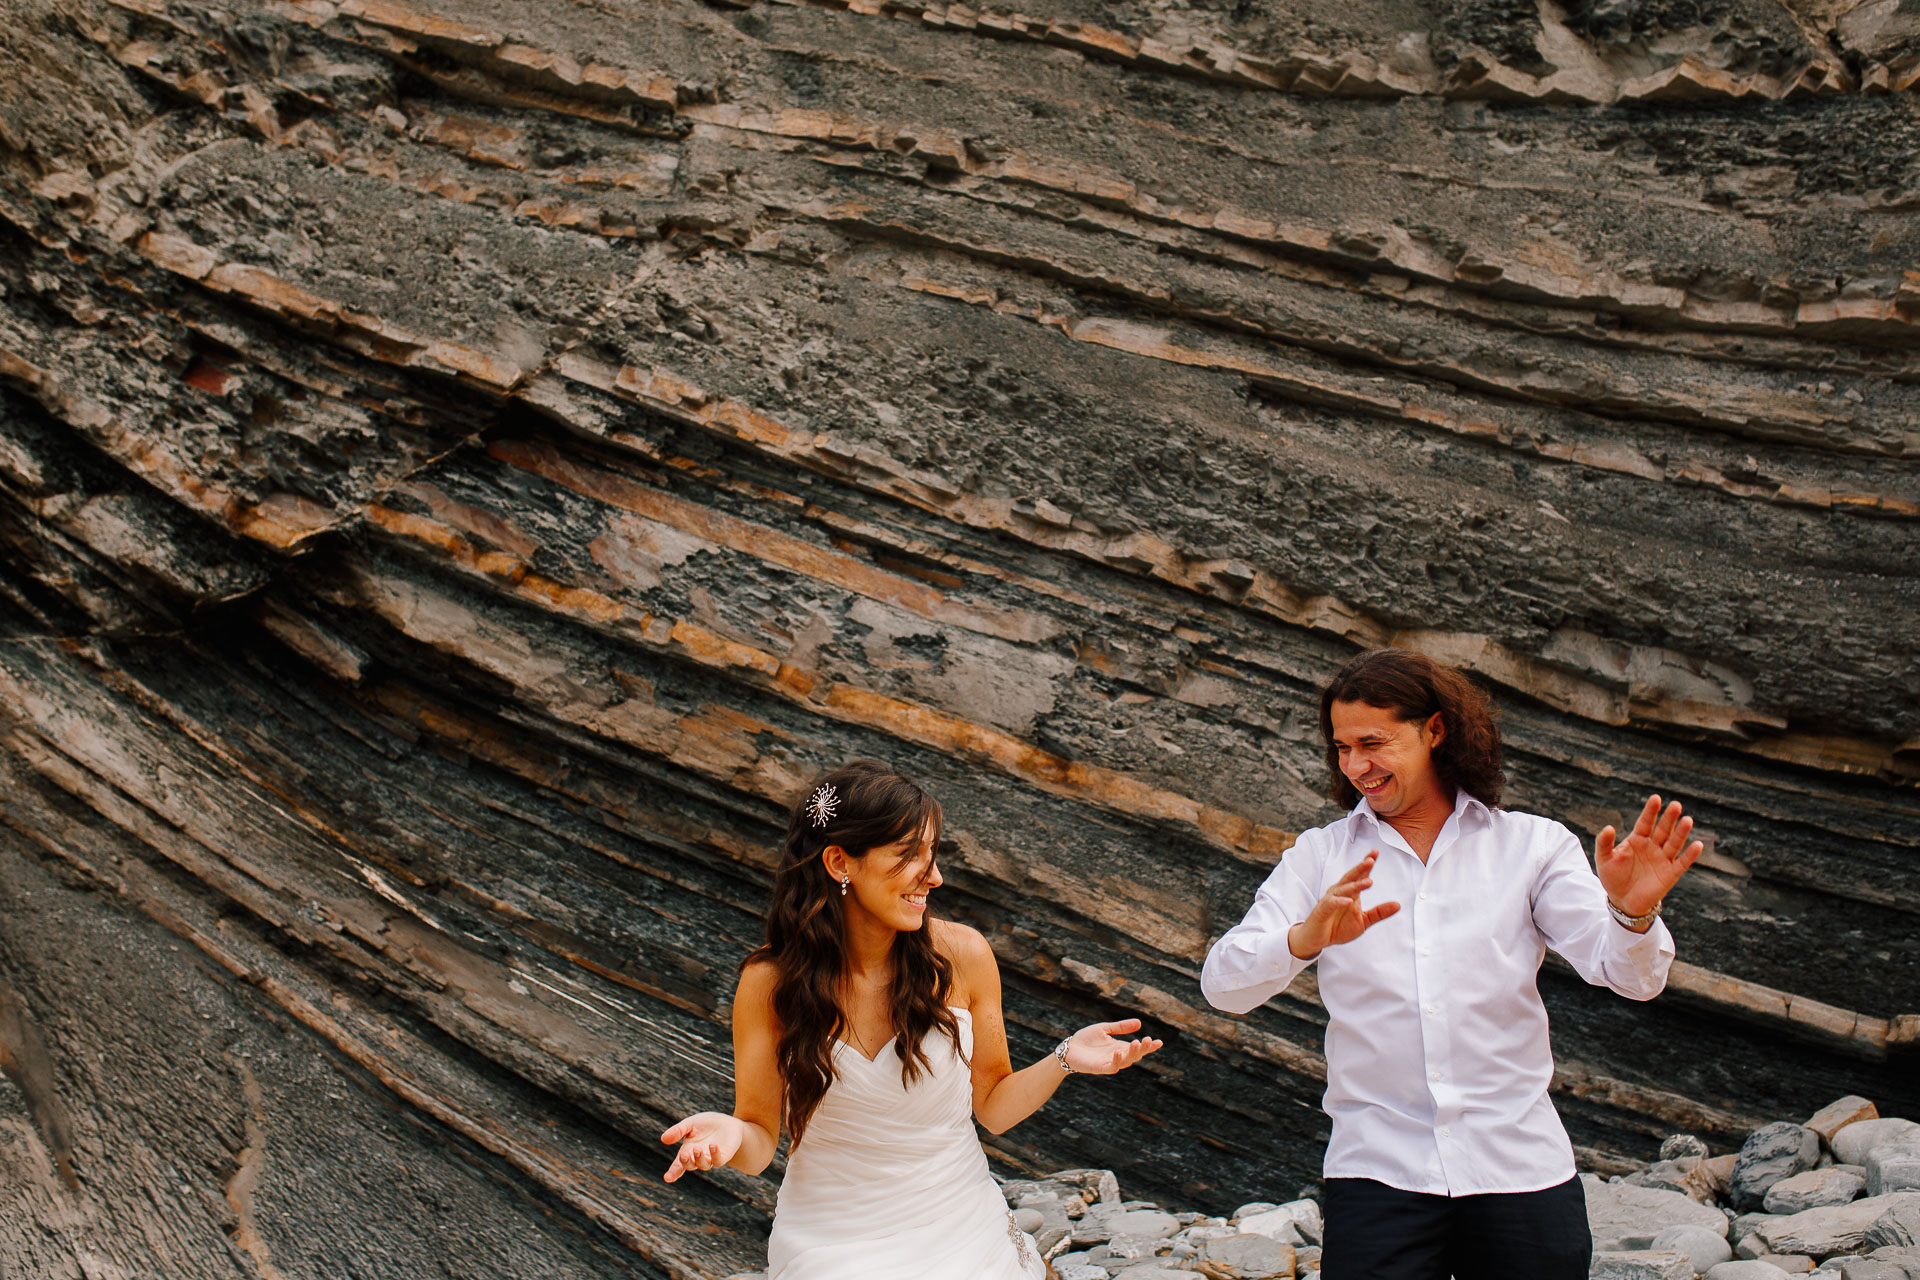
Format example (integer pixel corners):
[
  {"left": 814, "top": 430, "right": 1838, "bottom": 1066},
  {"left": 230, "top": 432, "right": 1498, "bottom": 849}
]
[{"left": 806, "top": 783, "right": 839, "bottom": 829}]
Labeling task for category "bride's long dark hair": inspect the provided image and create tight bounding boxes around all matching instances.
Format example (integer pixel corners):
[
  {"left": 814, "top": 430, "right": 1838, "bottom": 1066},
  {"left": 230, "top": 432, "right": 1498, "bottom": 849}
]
[{"left": 747, "top": 760, "right": 961, "bottom": 1145}]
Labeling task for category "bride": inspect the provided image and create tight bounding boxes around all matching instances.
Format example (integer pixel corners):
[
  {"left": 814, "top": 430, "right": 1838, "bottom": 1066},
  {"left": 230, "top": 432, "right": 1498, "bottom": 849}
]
[{"left": 661, "top": 760, "right": 1162, "bottom": 1279}]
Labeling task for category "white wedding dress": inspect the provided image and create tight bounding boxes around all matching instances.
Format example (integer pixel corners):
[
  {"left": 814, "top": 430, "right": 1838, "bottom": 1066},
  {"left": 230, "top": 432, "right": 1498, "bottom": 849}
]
[{"left": 767, "top": 1007, "right": 1046, "bottom": 1280}]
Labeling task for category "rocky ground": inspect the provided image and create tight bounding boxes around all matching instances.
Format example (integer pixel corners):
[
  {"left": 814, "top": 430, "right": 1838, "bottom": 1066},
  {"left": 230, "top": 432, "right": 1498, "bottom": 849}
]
[{"left": 725, "top": 1095, "right": 1920, "bottom": 1279}]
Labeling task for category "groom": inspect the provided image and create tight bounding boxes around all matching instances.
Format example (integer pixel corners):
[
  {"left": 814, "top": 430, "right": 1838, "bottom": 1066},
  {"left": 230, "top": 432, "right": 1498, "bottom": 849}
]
[{"left": 1202, "top": 648, "right": 1703, "bottom": 1280}]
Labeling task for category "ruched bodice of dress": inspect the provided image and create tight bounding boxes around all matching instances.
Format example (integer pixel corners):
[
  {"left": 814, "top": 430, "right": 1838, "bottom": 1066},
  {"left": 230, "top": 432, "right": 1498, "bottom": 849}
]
[{"left": 767, "top": 1007, "right": 1044, "bottom": 1280}]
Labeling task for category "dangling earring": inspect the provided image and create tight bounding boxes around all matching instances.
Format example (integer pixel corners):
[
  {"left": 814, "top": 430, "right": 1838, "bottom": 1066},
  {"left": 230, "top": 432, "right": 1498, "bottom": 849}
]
[{"left": 839, "top": 876, "right": 849, "bottom": 898}]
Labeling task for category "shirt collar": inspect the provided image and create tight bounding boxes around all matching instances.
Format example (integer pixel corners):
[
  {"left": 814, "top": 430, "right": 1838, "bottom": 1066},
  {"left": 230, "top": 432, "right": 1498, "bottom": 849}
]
[{"left": 1349, "top": 786, "right": 1491, "bottom": 832}]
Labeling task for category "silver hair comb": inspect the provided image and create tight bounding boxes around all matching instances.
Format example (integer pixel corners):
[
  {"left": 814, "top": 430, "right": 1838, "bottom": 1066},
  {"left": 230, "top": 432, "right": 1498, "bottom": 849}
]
[{"left": 806, "top": 783, "right": 839, "bottom": 828}]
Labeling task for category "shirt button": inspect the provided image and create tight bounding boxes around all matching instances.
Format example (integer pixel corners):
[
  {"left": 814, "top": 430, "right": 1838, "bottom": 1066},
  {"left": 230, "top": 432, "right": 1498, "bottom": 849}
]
[
  {"left": 1424, "top": 1003, "right": 1437, "bottom": 1014},
  {"left": 1420, "top": 947, "right": 1432, "bottom": 956},
  {"left": 1431, "top": 1070, "right": 1443, "bottom": 1081},
  {"left": 1419, "top": 891, "right": 1429, "bottom": 901},
  {"left": 1440, "top": 1127, "right": 1452, "bottom": 1138}
]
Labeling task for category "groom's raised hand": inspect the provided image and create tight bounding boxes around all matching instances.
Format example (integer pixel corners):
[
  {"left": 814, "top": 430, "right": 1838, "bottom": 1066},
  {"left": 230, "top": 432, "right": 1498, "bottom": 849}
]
[
  {"left": 1596, "top": 794, "right": 1704, "bottom": 926},
  {"left": 1288, "top": 851, "right": 1400, "bottom": 961}
]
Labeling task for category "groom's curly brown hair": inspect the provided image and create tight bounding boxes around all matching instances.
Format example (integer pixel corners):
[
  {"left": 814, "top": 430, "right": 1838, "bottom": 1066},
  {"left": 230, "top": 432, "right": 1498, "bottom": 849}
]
[{"left": 1319, "top": 649, "right": 1506, "bottom": 810}]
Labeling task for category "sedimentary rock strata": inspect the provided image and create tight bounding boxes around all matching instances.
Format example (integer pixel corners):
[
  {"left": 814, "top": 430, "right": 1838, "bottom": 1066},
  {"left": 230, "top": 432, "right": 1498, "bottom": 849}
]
[{"left": 0, "top": 0, "right": 1915, "bottom": 1273}]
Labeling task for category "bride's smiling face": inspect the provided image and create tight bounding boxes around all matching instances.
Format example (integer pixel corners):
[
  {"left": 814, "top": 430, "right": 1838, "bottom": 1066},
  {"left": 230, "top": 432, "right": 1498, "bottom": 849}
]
[{"left": 833, "top": 820, "right": 942, "bottom": 932}]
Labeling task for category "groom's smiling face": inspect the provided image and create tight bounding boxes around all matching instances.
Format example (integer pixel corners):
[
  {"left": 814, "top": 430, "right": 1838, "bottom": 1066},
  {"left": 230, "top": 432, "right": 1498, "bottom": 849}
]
[{"left": 1329, "top": 700, "right": 1447, "bottom": 818}]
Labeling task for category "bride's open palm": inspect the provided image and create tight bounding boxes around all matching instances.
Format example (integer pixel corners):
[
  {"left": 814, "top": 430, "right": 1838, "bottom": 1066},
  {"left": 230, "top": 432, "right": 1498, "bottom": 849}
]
[
  {"left": 661, "top": 1111, "right": 747, "bottom": 1183},
  {"left": 1061, "top": 1018, "right": 1162, "bottom": 1074}
]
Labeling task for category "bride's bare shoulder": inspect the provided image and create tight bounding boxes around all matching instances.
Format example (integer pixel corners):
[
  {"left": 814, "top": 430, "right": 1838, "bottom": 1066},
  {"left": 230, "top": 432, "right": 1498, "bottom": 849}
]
[
  {"left": 929, "top": 918, "right": 995, "bottom": 983},
  {"left": 736, "top": 957, "right": 779, "bottom": 1005}
]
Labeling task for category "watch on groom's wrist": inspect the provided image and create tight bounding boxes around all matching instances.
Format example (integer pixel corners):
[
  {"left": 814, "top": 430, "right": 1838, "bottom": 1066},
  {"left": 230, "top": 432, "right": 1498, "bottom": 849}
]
[{"left": 1607, "top": 897, "right": 1661, "bottom": 931}]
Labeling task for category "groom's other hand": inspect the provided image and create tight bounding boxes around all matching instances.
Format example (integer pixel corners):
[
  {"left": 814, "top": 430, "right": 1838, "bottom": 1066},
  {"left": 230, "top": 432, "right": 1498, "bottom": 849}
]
[{"left": 1288, "top": 851, "right": 1401, "bottom": 960}]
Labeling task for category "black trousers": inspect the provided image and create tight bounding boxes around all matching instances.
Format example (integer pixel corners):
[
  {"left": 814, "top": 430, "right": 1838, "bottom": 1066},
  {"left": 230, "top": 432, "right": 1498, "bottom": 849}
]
[{"left": 1320, "top": 1175, "right": 1591, "bottom": 1280}]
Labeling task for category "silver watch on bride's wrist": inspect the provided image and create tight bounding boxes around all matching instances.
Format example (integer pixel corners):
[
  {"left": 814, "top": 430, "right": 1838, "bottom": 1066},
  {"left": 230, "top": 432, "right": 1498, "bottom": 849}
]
[
  {"left": 1607, "top": 897, "right": 1661, "bottom": 931},
  {"left": 1053, "top": 1037, "right": 1076, "bottom": 1074}
]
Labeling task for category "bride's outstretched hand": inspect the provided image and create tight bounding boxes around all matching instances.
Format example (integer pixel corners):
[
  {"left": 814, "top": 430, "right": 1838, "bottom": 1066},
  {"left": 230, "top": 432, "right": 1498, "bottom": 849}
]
[
  {"left": 661, "top": 1111, "right": 746, "bottom": 1183},
  {"left": 1062, "top": 1018, "right": 1163, "bottom": 1074}
]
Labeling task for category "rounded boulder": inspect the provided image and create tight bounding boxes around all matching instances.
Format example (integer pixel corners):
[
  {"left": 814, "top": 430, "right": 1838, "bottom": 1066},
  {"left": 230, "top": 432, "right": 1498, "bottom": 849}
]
[
  {"left": 1652, "top": 1223, "right": 1734, "bottom": 1274},
  {"left": 1731, "top": 1123, "right": 1822, "bottom": 1211}
]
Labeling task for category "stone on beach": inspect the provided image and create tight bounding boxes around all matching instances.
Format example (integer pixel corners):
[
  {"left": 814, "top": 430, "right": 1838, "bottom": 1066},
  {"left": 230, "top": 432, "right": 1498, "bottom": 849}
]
[
  {"left": 1664, "top": 1135, "right": 1713, "bottom": 1161},
  {"left": 1807, "top": 1100, "right": 1881, "bottom": 1148},
  {"left": 1107, "top": 1210, "right": 1182, "bottom": 1240},
  {"left": 1757, "top": 1194, "right": 1920, "bottom": 1259},
  {"left": 1863, "top": 1200, "right": 1920, "bottom": 1251},
  {"left": 1835, "top": 1248, "right": 1920, "bottom": 1280},
  {"left": 1008, "top": 1191, "right": 1072, "bottom": 1253},
  {"left": 1835, "top": 1124, "right": 1920, "bottom": 1169},
  {"left": 1236, "top": 1200, "right": 1321, "bottom": 1247},
  {"left": 1102, "top": 1231, "right": 1172, "bottom": 1261},
  {"left": 1632, "top": 1158, "right": 1707, "bottom": 1196},
  {"left": 1735, "top": 1124, "right": 1825, "bottom": 1211},
  {"left": 1865, "top": 1144, "right": 1920, "bottom": 1198},
  {"left": 1768, "top": 1170, "right": 1869, "bottom": 1214},
  {"left": 1653, "top": 1223, "right": 1736, "bottom": 1273},
  {"left": 1737, "top": 1214, "right": 1787, "bottom": 1244},
  {"left": 1193, "top": 1232, "right": 1295, "bottom": 1278},
  {"left": 1586, "top": 1173, "right": 1731, "bottom": 1251},
  {"left": 1590, "top": 1249, "right": 1695, "bottom": 1279},
  {"left": 1074, "top": 1207, "right": 1181, "bottom": 1247},
  {"left": 1833, "top": 1263, "right": 1906, "bottom": 1280},
  {"left": 1705, "top": 1263, "right": 1796, "bottom": 1280}
]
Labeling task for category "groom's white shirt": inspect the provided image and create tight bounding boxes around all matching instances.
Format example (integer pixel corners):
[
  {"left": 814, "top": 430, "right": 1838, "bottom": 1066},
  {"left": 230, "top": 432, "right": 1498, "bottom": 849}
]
[{"left": 1200, "top": 789, "right": 1675, "bottom": 1197}]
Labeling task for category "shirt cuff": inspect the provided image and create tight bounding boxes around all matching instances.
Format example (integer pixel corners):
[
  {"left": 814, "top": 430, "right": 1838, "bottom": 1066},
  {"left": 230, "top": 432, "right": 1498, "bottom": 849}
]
[
  {"left": 1610, "top": 915, "right": 1675, "bottom": 964},
  {"left": 1256, "top": 921, "right": 1313, "bottom": 986}
]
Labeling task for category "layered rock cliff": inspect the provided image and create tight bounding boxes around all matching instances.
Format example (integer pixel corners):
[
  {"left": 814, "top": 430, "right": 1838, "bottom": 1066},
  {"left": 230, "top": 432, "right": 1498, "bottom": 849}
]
[{"left": 0, "top": 0, "right": 1915, "bottom": 1274}]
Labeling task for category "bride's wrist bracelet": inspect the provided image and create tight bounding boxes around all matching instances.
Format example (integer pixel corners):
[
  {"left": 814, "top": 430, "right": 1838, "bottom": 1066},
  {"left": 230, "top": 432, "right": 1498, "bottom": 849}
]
[{"left": 1053, "top": 1037, "right": 1075, "bottom": 1074}]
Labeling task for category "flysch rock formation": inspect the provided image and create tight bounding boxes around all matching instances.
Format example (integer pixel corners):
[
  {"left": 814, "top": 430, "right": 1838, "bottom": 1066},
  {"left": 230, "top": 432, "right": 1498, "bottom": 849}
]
[{"left": 0, "top": 0, "right": 1915, "bottom": 1274}]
